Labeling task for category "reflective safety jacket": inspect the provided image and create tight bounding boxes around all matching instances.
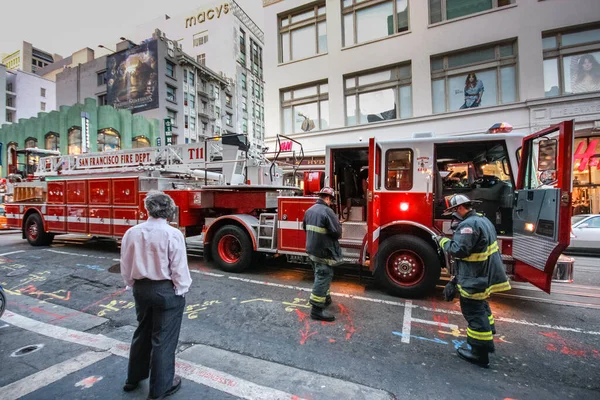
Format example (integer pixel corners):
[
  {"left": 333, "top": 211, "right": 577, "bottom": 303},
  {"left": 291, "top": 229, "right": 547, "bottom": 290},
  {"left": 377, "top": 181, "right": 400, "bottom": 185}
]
[
  {"left": 439, "top": 210, "right": 511, "bottom": 300},
  {"left": 302, "top": 198, "right": 342, "bottom": 264}
]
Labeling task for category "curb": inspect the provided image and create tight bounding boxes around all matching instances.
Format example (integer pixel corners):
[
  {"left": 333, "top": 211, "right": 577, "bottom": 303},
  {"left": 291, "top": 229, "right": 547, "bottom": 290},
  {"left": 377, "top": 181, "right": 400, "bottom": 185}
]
[{"left": 0, "top": 230, "right": 20, "bottom": 235}]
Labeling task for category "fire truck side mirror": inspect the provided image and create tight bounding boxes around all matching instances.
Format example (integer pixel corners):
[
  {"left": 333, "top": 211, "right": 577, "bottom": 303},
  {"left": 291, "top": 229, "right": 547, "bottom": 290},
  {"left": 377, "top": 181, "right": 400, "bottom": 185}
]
[{"left": 537, "top": 139, "right": 557, "bottom": 171}]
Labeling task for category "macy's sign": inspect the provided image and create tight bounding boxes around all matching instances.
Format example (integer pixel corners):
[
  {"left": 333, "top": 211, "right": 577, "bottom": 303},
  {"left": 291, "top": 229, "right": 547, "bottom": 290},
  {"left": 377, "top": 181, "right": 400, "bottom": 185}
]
[
  {"left": 185, "top": 3, "right": 231, "bottom": 28},
  {"left": 574, "top": 139, "right": 600, "bottom": 171}
]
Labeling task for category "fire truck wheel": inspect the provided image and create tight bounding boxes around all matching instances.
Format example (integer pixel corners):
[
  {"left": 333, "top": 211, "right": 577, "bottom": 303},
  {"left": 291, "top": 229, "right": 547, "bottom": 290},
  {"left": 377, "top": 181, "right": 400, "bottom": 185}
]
[
  {"left": 24, "top": 213, "right": 54, "bottom": 246},
  {"left": 211, "top": 225, "right": 253, "bottom": 273},
  {"left": 376, "top": 235, "right": 440, "bottom": 298}
]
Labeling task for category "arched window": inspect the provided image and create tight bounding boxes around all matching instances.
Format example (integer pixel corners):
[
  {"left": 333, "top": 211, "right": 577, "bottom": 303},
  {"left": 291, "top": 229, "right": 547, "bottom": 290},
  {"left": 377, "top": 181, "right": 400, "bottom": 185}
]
[
  {"left": 97, "top": 128, "right": 121, "bottom": 152},
  {"left": 45, "top": 132, "right": 60, "bottom": 151},
  {"left": 68, "top": 127, "right": 82, "bottom": 155},
  {"left": 132, "top": 136, "right": 150, "bottom": 148},
  {"left": 24, "top": 137, "right": 39, "bottom": 174},
  {"left": 7, "top": 142, "right": 17, "bottom": 171},
  {"left": 24, "top": 137, "right": 38, "bottom": 149}
]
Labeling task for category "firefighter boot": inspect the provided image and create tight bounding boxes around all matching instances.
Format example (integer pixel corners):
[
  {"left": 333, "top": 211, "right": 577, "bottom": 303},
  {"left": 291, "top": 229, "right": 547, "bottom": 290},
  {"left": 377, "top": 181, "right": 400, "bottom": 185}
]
[
  {"left": 457, "top": 345, "right": 490, "bottom": 368},
  {"left": 310, "top": 306, "right": 335, "bottom": 322},
  {"left": 325, "top": 295, "right": 332, "bottom": 307}
]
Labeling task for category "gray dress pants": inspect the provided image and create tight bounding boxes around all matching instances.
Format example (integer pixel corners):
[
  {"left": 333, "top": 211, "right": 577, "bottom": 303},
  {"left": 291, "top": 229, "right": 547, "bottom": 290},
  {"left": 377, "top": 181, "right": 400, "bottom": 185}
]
[{"left": 128, "top": 279, "right": 185, "bottom": 398}]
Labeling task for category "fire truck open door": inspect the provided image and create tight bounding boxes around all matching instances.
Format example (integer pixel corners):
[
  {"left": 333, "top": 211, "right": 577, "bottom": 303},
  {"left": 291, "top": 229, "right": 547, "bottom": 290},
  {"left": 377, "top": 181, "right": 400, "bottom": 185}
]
[
  {"left": 367, "top": 138, "right": 382, "bottom": 262},
  {"left": 513, "top": 121, "right": 574, "bottom": 293}
]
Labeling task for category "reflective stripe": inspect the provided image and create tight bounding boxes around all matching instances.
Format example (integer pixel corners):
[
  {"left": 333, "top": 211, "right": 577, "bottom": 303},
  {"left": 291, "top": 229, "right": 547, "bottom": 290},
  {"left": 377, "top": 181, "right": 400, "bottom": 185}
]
[
  {"left": 326, "top": 289, "right": 331, "bottom": 295},
  {"left": 305, "top": 225, "right": 328, "bottom": 234},
  {"left": 488, "top": 315, "right": 495, "bottom": 325},
  {"left": 461, "top": 241, "right": 499, "bottom": 262},
  {"left": 467, "top": 327, "right": 493, "bottom": 341},
  {"left": 439, "top": 237, "right": 450, "bottom": 247},
  {"left": 308, "top": 255, "right": 338, "bottom": 266},
  {"left": 310, "top": 293, "right": 326, "bottom": 304},
  {"left": 457, "top": 281, "right": 512, "bottom": 300}
]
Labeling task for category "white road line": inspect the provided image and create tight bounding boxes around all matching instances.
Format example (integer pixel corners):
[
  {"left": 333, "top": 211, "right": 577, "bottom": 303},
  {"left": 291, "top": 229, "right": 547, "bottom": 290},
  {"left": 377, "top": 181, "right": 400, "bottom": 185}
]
[
  {"left": 412, "top": 318, "right": 459, "bottom": 330},
  {"left": 1, "top": 311, "right": 304, "bottom": 400},
  {"left": 401, "top": 300, "right": 412, "bottom": 344},
  {"left": 0, "top": 351, "right": 111, "bottom": 400},
  {"left": 191, "top": 270, "right": 225, "bottom": 278},
  {"left": 0, "top": 250, "right": 26, "bottom": 257}
]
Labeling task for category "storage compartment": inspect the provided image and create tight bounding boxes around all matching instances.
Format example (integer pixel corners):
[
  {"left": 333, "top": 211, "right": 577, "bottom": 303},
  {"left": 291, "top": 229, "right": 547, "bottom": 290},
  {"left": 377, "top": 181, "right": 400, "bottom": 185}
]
[
  {"left": 113, "top": 208, "right": 137, "bottom": 236},
  {"left": 67, "top": 206, "right": 88, "bottom": 233},
  {"left": 66, "top": 180, "right": 87, "bottom": 204},
  {"left": 89, "top": 207, "right": 112, "bottom": 235},
  {"left": 112, "top": 178, "right": 138, "bottom": 206},
  {"left": 277, "top": 197, "right": 316, "bottom": 252},
  {"left": 47, "top": 181, "right": 66, "bottom": 204},
  {"left": 88, "top": 180, "right": 111, "bottom": 205},
  {"left": 46, "top": 206, "right": 66, "bottom": 232}
]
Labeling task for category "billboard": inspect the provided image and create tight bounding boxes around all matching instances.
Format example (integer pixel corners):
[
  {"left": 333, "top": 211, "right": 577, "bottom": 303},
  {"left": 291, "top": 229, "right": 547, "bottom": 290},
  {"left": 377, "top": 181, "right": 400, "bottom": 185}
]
[{"left": 106, "top": 40, "right": 159, "bottom": 113}]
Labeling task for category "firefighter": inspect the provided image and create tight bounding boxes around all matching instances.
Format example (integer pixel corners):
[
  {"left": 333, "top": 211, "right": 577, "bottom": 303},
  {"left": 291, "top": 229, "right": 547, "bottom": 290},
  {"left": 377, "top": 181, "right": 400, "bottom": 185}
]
[
  {"left": 302, "top": 187, "right": 342, "bottom": 322},
  {"left": 437, "top": 194, "right": 511, "bottom": 368}
]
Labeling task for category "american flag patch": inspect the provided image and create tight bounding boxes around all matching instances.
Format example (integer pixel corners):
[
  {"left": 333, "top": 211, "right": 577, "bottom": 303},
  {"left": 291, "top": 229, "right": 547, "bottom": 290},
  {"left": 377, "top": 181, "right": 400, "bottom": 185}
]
[{"left": 460, "top": 227, "right": 473, "bottom": 234}]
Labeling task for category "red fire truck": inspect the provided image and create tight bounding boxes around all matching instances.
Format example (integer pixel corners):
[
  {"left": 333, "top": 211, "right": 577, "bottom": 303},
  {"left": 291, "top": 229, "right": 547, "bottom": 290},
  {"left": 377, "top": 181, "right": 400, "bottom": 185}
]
[{"left": 5, "top": 121, "right": 574, "bottom": 298}]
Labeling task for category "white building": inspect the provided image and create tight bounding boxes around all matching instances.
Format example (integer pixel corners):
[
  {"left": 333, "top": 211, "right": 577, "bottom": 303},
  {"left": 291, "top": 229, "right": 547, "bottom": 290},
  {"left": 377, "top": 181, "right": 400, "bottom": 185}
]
[
  {"left": 126, "top": 1, "right": 266, "bottom": 148},
  {"left": 1, "top": 64, "right": 56, "bottom": 124},
  {"left": 2, "top": 41, "right": 62, "bottom": 74},
  {"left": 262, "top": 0, "right": 600, "bottom": 213}
]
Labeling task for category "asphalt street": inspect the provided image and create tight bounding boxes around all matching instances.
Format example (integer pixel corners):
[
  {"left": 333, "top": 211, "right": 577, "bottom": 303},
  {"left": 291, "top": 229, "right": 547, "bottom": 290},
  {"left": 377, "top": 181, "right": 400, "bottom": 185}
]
[{"left": 1, "top": 232, "right": 599, "bottom": 400}]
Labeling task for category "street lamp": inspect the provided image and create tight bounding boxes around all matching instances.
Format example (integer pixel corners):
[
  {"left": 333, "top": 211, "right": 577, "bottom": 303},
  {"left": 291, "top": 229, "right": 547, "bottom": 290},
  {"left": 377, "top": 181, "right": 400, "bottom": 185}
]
[
  {"left": 98, "top": 45, "right": 115, "bottom": 53},
  {"left": 120, "top": 37, "right": 137, "bottom": 47}
]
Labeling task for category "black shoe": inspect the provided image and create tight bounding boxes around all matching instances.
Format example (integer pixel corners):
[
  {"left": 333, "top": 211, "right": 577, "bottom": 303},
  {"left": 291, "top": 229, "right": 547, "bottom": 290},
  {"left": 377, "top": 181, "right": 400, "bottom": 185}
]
[
  {"left": 123, "top": 381, "right": 139, "bottom": 392},
  {"left": 457, "top": 346, "right": 490, "bottom": 368},
  {"left": 147, "top": 375, "right": 182, "bottom": 399},
  {"left": 310, "top": 307, "right": 335, "bottom": 322},
  {"left": 325, "top": 295, "right": 332, "bottom": 307}
]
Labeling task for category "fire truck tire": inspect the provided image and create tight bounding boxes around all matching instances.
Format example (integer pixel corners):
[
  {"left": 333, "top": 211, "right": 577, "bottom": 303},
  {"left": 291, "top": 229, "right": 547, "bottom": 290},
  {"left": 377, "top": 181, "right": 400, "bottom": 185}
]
[
  {"left": 211, "top": 225, "right": 253, "bottom": 273},
  {"left": 375, "top": 235, "right": 440, "bottom": 298},
  {"left": 24, "top": 213, "right": 54, "bottom": 246}
]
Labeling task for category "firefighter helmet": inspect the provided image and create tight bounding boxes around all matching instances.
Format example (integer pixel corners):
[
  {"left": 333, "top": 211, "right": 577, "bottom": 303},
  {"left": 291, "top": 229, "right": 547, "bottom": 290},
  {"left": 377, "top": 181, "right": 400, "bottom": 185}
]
[
  {"left": 442, "top": 194, "right": 481, "bottom": 215},
  {"left": 317, "top": 187, "right": 336, "bottom": 199}
]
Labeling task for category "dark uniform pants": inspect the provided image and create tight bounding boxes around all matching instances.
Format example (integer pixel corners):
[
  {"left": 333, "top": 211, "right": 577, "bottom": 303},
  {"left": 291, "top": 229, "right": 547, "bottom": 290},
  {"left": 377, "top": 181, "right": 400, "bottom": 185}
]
[
  {"left": 128, "top": 279, "right": 185, "bottom": 398},
  {"left": 309, "top": 260, "right": 333, "bottom": 308},
  {"left": 460, "top": 296, "right": 496, "bottom": 352}
]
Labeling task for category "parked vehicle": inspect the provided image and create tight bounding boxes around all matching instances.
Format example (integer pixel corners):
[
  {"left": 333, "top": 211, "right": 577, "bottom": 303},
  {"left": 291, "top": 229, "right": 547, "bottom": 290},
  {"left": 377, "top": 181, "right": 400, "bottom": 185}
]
[
  {"left": 0, "top": 204, "right": 8, "bottom": 229},
  {"left": 569, "top": 214, "right": 600, "bottom": 252}
]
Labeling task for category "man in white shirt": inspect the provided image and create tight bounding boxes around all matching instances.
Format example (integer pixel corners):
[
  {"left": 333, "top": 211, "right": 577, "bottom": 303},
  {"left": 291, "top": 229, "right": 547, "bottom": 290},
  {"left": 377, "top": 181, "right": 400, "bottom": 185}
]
[{"left": 120, "top": 191, "right": 192, "bottom": 400}]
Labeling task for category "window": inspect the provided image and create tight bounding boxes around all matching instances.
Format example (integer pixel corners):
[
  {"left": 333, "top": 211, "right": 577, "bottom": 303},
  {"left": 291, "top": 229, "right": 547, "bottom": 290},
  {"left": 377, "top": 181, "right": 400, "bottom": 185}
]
[
  {"left": 190, "top": 116, "right": 196, "bottom": 130},
  {"left": 97, "top": 71, "right": 107, "bottom": 86},
  {"left": 189, "top": 94, "right": 195, "bottom": 108},
  {"left": 281, "top": 82, "right": 329, "bottom": 134},
  {"left": 6, "top": 110, "right": 13, "bottom": 122},
  {"left": 226, "top": 112, "right": 233, "bottom": 126},
  {"left": 6, "top": 83, "right": 13, "bottom": 92},
  {"left": 166, "top": 60, "right": 175, "bottom": 78},
  {"left": 242, "top": 96, "right": 247, "bottom": 111},
  {"left": 239, "top": 28, "right": 246, "bottom": 64},
  {"left": 166, "top": 85, "right": 177, "bottom": 102},
  {"left": 98, "top": 94, "right": 108, "bottom": 105},
  {"left": 41, "top": 102, "right": 46, "bottom": 111},
  {"left": 243, "top": 118, "right": 248, "bottom": 133},
  {"left": 385, "top": 149, "right": 413, "bottom": 190},
  {"left": 167, "top": 109, "right": 177, "bottom": 127},
  {"left": 279, "top": 3, "right": 327, "bottom": 63},
  {"left": 202, "top": 122, "right": 208, "bottom": 134},
  {"left": 430, "top": 0, "right": 513, "bottom": 24},
  {"left": 215, "top": 106, "right": 221, "bottom": 121},
  {"left": 226, "top": 94, "right": 233, "bottom": 107},
  {"left": 185, "top": 115, "right": 189, "bottom": 129},
  {"left": 343, "top": 0, "right": 409, "bottom": 47},
  {"left": 214, "top": 85, "right": 220, "bottom": 100},
  {"left": 97, "top": 128, "right": 121, "bottom": 152},
  {"left": 241, "top": 73, "right": 247, "bottom": 90},
  {"left": 184, "top": 70, "right": 188, "bottom": 83},
  {"left": 41, "top": 88, "right": 46, "bottom": 97},
  {"left": 198, "top": 53, "right": 206, "bottom": 65},
  {"left": 132, "top": 136, "right": 150, "bottom": 148},
  {"left": 25, "top": 137, "right": 38, "bottom": 149},
  {"left": 7, "top": 97, "right": 13, "bottom": 107},
  {"left": 189, "top": 71, "right": 195, "bottom": 86},
  {"left": 193, "top": 31, "right": 209, "bottom": 47},
  {"left": 431, "top": 41, "right": 517, "bottom": 113},
  {"left": 543, "top": 25, "right": 600, "bottom": 97},
  {"left": 68, "top": 127, "right": 82, "bottom": 155},
  {"left": 345, "top": 64, "right": 412, "bottom": 125}
]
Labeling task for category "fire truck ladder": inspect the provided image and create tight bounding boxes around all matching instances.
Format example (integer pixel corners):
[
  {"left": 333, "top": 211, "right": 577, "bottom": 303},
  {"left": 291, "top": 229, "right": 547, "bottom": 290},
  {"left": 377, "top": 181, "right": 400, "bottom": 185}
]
[{"left": 257, "top": 213, "right": 277, "bottom": 252}]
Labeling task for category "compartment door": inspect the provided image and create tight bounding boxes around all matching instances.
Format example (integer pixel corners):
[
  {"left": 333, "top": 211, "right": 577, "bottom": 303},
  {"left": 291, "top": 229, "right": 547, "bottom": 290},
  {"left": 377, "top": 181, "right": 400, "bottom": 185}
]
[
  {"left": 367, "top": 138, "right": 382, "bottom": 264},
  {"left": 513, "top": 121, "right": 574, "bottom": 293}
]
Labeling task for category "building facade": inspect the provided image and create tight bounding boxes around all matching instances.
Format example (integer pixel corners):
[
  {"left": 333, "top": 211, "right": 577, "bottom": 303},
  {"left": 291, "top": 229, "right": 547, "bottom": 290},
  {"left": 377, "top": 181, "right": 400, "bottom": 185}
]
[
  {"left": 2, "top": 65, "right": 56, "bottom": 125},
  {"left": 56, "top": 29, "right": 228, "bottom": 149},
  {"left": 2, "top": 41, "right": 62, "bottom": 74},
  {"left": 36, "top": 48, "right": 96, "bottom": 82},
  {"left": 0, "top": 97, "right": 159, "bottom": 177},
  {"left": 263, "top": 0, "right": 600, "bottom": 214},
  {"left": 125, "top": 1, "right": 266, "bottom": 150}
]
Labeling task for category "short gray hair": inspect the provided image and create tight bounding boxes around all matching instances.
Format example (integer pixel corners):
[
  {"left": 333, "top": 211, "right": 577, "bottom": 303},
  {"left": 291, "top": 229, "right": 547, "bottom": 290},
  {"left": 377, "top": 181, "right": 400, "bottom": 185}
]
[{"left": 144, "top": 190, "right": 176, "bottom": 219}]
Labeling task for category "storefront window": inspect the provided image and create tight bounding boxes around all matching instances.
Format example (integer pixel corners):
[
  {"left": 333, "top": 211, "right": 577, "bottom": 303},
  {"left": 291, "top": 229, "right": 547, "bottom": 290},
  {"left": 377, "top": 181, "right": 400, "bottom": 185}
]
[
  {"left": 97, "top": 128, "right": 121, "bottom": 152},
  {"left": 68, "top": 127, "right": 82, "bottom": 155},
  {"left": 573, "top": 135, "right": 600, "bottom": 215},
  {"left": 132, "top": 136, "right": 150, "bottom": 148}
]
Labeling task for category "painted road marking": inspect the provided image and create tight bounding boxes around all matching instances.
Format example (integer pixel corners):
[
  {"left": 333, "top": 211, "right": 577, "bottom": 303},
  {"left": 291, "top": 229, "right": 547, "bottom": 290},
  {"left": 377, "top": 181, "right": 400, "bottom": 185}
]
[
  {"left": 0, "top": 311, "right": 323, "bottom": 400},
  {"left": 412, "top": 318, "right": 459, "bottom": 330},
  {"left": 1, "top": 351, "right": 111, "bottom": 400},
  {"left": 401, "top": 300, "right": 412, "bottom": 344},
  {"left": 0, "top": 250, "right": 26, "bottom": 257}
]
